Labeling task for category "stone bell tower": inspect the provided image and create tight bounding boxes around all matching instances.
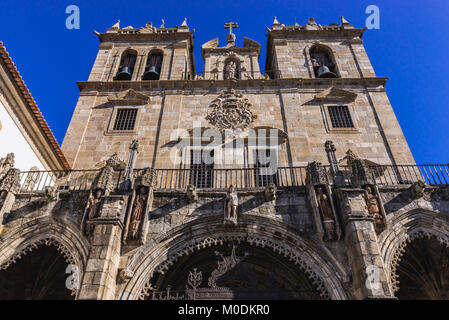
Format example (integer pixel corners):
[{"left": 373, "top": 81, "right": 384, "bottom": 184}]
[{"left": 61, "top": 19, "right": 195, "bottom": 169}]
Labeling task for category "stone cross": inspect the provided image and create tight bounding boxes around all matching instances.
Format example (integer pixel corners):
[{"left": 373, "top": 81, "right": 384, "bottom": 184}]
[{"left": 224, "top": 21, "right": 238, "bottom": 35}]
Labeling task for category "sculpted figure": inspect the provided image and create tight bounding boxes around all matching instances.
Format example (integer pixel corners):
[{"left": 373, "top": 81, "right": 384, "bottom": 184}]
[
  {"left": 224, "top": 61, "right": 237, "bottom": 79},
  {"left": 316, "top": 187, "right": 335, "bottom": 240},
  {"left": 87, "top": 189, "right": 103, "bottom": 220},
  {"left": 129, "top": 186, "right": 148, "bottom": 240},
  {"left": 225, "top": 185, "right": 238, "bottom": 224},
  {"left": 363, "top": 186, "right": 384, "bottom": 231}
]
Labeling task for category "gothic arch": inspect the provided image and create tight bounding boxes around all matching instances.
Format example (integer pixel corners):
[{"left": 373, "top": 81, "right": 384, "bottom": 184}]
[
  {"left": 119, "top": 215, "right": 350, "bottom": 300},
  {"left": 0, "top": 217, "right": 89, "bottom": 298},
  {"left": 378, "top": 209, "right": 449, "bottom": 295}
]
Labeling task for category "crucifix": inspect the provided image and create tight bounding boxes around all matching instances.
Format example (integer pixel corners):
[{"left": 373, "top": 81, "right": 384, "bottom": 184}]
[{"left": 224, "top": 21, "right": 238, "bottom": 34}]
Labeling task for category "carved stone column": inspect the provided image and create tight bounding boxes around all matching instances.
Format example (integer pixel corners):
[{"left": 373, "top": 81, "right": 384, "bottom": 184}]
[
  {"left": 336, "top": 188, "right": 394, "bottom": 299},
  {"left": 78, "top": 194, "right": 128, "bottom": 300}
]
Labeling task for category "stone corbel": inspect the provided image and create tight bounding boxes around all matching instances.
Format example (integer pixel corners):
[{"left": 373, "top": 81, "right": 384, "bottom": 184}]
[
  {"left": 306, "top": 162, "right": 342, "bottom": 241},
  {"left": 264, "top": 183, "right": 277, "bottom": 202},
  {"left": 186, "top": 184, "right": 198, "bottom": 203},
  {"left": 409, "top": 180, "right": 427, "bottom": 200}
]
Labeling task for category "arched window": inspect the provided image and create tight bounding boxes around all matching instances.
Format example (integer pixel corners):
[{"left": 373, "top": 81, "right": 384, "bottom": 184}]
[
  {"left": 223, "top": 58, "right": 240, "bottom": 80},
  {"left": 115, "top": 49, "right": 137, "bottom": 81},
  {"left": 143, "top": 51, "right": 163, "bottom": 80},
  {"left": 310, "top": 46, "right": 338, "bottom": 78}
]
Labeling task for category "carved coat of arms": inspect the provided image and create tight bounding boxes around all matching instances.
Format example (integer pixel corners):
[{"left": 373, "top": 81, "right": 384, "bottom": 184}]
[{"left": 206, "top": 89, "right": 257, "bottom": 133}]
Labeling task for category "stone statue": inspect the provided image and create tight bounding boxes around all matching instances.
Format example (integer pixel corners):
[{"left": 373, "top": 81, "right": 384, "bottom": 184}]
[
  {"left": 224, "top": 60, "right": 237, "bottom": 79},
  {"left": 363, "top": 186, "right": 384, "bottom": 231},
  {"left": 315, "top": 187, "right": 335, "bottom": 240},
  {"left": 87, "top": 188, "right": 103, "bottom": 220},
  {"left": 225, "top": 185, "right": 238, "bottom": 224},
  {"left": 129, "top": 186, "right": 148, "bottom": 240}
]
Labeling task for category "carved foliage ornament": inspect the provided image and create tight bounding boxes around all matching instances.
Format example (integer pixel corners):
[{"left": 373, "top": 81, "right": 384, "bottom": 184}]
[
  {"left": 0, "top": 168, "right": 20, "bottom": 194},
  {"left": 306, "top": 162, "right": 328, "bottom": 186},
  {"left": 206, "top": 89, "right": 257, "bottom": 132}
]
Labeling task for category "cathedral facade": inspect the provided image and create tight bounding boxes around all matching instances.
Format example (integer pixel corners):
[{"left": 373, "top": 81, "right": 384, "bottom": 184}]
[{"left": 0, "top": 17, "right": 448, "bottom": 300}]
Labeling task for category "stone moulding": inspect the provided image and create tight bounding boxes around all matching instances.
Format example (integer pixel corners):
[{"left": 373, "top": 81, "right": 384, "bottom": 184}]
[{"left": 138, "top": 234, "right": 331, "bottom": 300}]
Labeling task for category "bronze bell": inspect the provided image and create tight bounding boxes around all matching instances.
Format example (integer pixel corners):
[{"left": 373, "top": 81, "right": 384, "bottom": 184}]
[
  {"left": 142, "top": 66, "right": 160, "bottom": 80},
  {"left": 317, "top": 65, "right": 338, "bottom": 78},
  {"left": 116, "top": 66, "right": 132, "bottom": 80}
]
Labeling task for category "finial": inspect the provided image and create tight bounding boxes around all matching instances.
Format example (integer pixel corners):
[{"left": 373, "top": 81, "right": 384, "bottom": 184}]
[
  {"left": 294, "top": 17, "right": 300, "bottom": 26},
  {"left": 273, "top": 16, "right": 280, "bottom": 25},
  {"left": 159, "top": 19, "right": 165, "bottom": 28},
  {"left": 341, "top": 16, "right": 350, "bottom": 25},
  {"left": 181, "top": 17, "right": 188, "bottom": 27},
  {"left": 111, "top": 20, "right": 120, "bottom": 29}
]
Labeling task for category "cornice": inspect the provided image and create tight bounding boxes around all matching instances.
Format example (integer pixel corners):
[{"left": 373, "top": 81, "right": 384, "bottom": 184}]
[{"left": 77, "top": 77, "right": 388, "bottom": 92}]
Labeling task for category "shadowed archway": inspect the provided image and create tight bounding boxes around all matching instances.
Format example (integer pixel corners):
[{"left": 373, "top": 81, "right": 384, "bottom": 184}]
[
  {"left": 142, "top": 241, "right": 324, "bottom": 300},
  {"left": 395, "top": 236, "right": 449, "bottom": 299},
  {"left": 0, "top": 242, "right": 75, "bottom": 300}
]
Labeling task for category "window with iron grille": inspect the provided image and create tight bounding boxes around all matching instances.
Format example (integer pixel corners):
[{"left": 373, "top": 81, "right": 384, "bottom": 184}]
[
  {"left": 328, "top": 105, "right": 354, "bottom": 128},
  {"left": 254, "top": 149, "right": 278, "bottom": 187},
  {"left": 190, "top": 149, "right": 214, "bottom": 188},
  {"left": 113, "top": 108, "right": 138, "bottom": 131}
]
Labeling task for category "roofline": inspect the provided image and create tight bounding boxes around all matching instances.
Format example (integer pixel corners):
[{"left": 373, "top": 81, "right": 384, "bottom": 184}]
[{"left": 0, "top": 41, "right": 71, "bottom": 171}]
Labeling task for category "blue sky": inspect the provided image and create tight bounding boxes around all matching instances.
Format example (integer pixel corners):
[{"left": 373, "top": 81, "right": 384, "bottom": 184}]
[{"left": 0, "top": 0, "right": 448, "bottom": 164}]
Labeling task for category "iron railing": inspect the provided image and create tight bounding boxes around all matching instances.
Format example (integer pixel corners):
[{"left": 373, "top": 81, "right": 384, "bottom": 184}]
[{"left": 15, "top": 164, "right": 449, "bottom": 193}]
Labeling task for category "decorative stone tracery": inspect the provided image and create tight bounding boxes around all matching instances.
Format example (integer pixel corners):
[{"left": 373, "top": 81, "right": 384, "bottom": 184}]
[{"left": 138, "top": 234, "right": 332, "bottom": 300}]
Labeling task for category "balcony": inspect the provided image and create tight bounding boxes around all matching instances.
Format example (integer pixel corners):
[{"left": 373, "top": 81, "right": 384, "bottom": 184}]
[{"left": 16, "top": 164, "right": 449, "bottom": 194}]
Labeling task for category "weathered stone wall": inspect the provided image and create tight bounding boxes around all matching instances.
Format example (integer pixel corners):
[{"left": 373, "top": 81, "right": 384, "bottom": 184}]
[{"left": 0, "top": 183, "right": 448, "bottom": 299}]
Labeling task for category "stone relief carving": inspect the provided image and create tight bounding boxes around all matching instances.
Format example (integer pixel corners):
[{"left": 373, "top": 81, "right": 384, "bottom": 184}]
[
  {"left": 206, "top": 89, "right": 257, "bottom": 133},
  {"left": 208, "top": 244, "right": 248, "bottom": 288},
  {"left": 224, "top": 185, "right": 238, "bottom": 225},
  {"left": 187, "top": 268, "right": 202, "bottom": 290}
]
